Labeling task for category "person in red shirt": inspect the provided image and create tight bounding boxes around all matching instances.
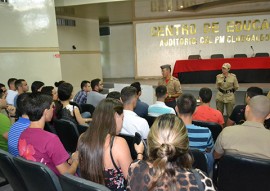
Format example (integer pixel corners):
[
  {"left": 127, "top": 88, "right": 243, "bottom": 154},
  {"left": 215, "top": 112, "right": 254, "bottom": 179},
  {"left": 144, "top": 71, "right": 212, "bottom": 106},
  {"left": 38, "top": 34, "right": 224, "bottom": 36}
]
[{"left": 193, "top": 88, "right": 224, "bottom": 128}]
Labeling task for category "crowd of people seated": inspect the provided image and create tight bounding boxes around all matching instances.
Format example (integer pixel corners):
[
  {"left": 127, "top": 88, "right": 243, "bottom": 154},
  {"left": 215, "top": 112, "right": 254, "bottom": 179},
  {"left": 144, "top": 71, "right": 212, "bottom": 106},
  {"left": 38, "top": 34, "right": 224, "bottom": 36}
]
[{"left": 0, "top": 76, "right": 269, "bottom": 191}]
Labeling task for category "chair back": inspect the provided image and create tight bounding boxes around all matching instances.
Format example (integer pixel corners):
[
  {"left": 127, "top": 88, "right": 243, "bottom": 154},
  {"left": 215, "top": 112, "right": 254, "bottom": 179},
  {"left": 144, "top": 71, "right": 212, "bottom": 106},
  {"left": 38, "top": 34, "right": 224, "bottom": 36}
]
[
  {"left": 234, "top": 54, "right": 247, "bottom": 58},
  {"left": 77, "top": 124, "right": 89, "bottom": 135},
  {"left": 210, "top": 54, "right": 224, "bottom": 59},
  {"left": 60, "top": 173, "right": 110, "bottom": 191},
  {"left": 145, "top": 115, "right": 157, "bottom": 127},
  {"left": 188, "top": 55, "right": 201, "bottom": 60},
  {"left": 54, "top": 119, "right": 79, "bottom": 153},
  {"left": 0, "top": 149, "right": 27, "bottom": 191},
  {"left": 218, "top": 154, "right": 270, "bottom": 191},
  {"left": 44, "top": 122, "right": 57, "bottom": 134},
  {"left": 255, "top": 52, "right": 269, "bottom": 57},
  {"left": 189, "top": 149, "right": 208, "bottom": 175},
  {"left": 81, "top": 104, "right": 95, "bottom": 116},
  {"left": 118, "top": 134, "right": 137, "bottom": 160},
  {"left": 13, "top": 157, "right": 62, "bottom": 191},
  {"left": 192, "top": 120, "right": 222, "bottom": 142}
]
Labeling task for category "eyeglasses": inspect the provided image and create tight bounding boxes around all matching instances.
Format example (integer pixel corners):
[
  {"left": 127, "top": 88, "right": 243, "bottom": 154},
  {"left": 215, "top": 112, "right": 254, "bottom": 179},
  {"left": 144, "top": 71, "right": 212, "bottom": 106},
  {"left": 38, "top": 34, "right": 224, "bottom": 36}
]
[{"left": 224, "top": 77, "right": 227, "bottom": 82}]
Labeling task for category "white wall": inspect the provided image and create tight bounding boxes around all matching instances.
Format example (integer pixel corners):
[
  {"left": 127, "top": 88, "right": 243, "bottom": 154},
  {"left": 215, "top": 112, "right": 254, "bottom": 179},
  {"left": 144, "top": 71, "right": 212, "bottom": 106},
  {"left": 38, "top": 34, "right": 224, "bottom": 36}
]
[
  {"left": 135, "top": 14, "right": 270, "bottom": 77},
  {"left": 57, "top": 17, "right": 102, "bottom": 91},
  {"left": 0, "top": 0, "right": 62, "bottom": 86},
  {"left": 100, "top": 24, "right": 135, "bottom": 78}
]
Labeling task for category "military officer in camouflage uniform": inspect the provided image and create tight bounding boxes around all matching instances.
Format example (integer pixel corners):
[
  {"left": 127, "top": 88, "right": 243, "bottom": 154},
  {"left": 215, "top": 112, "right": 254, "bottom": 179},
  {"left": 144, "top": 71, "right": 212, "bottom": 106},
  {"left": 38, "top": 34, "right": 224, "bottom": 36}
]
[
  {"left": 216, "top": 63, "right": 239, "bottom": 116},
  {"left": 158, "top": 64, "right": 182, "bottom": 109}
]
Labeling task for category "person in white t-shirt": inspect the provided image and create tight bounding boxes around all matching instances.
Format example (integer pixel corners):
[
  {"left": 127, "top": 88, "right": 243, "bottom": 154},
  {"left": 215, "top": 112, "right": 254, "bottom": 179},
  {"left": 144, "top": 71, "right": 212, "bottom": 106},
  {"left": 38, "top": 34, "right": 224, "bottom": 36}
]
[
  {"left": 6, "top": 78, "right": 18, "bottom": 106},
  {"left": 120, "top": 86, "right": 149, "bottom": 139}
]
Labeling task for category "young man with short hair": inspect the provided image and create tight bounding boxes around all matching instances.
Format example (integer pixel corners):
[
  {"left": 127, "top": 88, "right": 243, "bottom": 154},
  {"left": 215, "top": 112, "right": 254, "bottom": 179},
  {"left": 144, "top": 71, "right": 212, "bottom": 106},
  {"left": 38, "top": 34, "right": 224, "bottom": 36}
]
[
  {"left": 226, "top": 87, "right": 263, "bottom": 126},
  {"left": 8, "top": 93, "right": 30, "bottom": 156},
  {"left": 74, "top": 80, "right": 91, "bottom": 105},
  {"left": 214, "top": 95, "right": 270, "bottom": 160},
  {"left": 148, "top": 85, "right": 175, "bottom": 117},
  {"left": 193, "top": 87, "right": 224, "bottom": 127},
  {"left": 14, "top": 79, "right": 29, "bottom": 107},
  {"left": 176, "top": 93, "right": 214, "bottom": 175},
  {"left": 6, "top": 78, "right": 17, "bottom": 105},
  {"left": 18, "top": 93, "right": 78, "bottom": 175},
  {"left": 120, "top": 86, "right": 149, "bottom": 139},
  {"left": 86, "top": 78, "right": 106, "bottom": 107}
]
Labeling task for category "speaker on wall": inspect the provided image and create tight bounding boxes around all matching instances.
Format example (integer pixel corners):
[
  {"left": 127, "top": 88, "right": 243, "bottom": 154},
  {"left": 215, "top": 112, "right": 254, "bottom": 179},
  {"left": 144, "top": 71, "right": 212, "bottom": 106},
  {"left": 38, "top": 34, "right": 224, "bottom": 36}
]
[{"left": 99, "top": 27, "right": 110, "bottom": 36}]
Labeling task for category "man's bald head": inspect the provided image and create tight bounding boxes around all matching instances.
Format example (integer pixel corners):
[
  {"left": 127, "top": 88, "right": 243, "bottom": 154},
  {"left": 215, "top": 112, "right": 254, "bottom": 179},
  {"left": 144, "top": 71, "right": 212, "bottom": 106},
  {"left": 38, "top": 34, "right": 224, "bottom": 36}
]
[{"left": 246, "top": 95, "right": 270, "bottom": 120}]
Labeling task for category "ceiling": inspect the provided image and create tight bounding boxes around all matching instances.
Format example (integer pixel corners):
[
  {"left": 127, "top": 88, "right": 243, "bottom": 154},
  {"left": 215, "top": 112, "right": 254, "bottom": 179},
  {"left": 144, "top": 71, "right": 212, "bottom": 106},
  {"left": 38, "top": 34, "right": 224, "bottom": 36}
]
[{"left": 55, "top": 0, "right": 270, "bottom": 25}]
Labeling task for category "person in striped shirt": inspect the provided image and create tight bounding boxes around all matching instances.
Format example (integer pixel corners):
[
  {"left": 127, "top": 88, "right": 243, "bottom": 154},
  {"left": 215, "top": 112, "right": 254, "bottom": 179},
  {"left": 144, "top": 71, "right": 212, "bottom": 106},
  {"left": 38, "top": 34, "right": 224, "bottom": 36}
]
[
  {"left": 176, "top": 93, "right": 214, "bottom": 176},
  {"left": 8, "top": 93, "right": 30, "bottom": 156}
]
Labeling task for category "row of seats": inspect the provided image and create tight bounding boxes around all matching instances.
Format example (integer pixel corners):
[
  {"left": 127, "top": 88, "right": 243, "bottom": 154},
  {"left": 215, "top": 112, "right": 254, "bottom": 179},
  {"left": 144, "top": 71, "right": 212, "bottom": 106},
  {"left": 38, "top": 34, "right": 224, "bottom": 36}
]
[
  {"left": 188, "top": 52, "right": 269, "bottom": 59},
  {"left": 0, "top": 149, "right": 110, "bottom": 191}
]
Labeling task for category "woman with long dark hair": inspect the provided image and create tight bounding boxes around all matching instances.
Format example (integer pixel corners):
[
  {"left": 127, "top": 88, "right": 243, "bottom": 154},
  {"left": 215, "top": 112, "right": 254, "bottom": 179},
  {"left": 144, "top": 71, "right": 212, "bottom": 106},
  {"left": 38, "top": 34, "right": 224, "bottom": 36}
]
[
  {"left": 78, "top": 98, "right": 133, "bottom": 190},
  {"left": 127, "top": 114, "right": 215, "bottom": 191}
]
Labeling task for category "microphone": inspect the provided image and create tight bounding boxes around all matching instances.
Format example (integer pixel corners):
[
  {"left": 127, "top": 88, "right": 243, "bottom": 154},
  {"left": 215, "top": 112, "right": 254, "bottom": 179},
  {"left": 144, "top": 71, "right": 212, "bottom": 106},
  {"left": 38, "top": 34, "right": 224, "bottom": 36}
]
[{"left": 251, "top": 46, "right": 254, "bottom": 57}]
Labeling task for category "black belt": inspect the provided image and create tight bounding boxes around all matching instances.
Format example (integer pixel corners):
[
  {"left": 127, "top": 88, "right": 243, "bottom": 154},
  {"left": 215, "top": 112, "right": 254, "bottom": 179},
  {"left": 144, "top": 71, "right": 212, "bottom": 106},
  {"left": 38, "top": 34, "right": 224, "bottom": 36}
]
[{"left": 219, "top": 88, "right": 234, "bottom": 94}]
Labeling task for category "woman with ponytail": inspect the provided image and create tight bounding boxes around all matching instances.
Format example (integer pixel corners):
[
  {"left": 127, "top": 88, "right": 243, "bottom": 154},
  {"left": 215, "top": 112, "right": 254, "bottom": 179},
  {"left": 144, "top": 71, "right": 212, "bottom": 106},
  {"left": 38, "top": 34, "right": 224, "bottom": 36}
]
[{"left": 127, "top": 114, "right": 215, "bottom": 191}]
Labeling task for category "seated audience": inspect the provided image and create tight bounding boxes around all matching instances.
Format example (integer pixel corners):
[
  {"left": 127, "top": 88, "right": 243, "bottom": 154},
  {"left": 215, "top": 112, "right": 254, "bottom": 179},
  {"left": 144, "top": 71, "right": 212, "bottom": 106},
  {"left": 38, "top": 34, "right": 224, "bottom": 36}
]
[
  {"left": 41, "top": 86, "right": 60, "bottom": 122},
  {"left": 14, "top": 79, "right": 29, "bottom": 108},
  {"left": 148, "top": 85, "right": 176, "bottom": 117},
  {"left": 8, "top": 93, "right": 30, "bottom": 156},
  {"left": 193, "top": 88, "right": 224, "bottom": 127},
  {"left": 214, "top": 95, "right": 270, "bottom": 160},
  {"left": 54, "top": 80, "right": 65, "bottom": 88},
  {"left": 18, "top": 93, "right": 78, "bottom": 175},
  {"left": 0, "top": 83, "right": 7, "bottom": 93},
  {"left": 31, "top": 81, "right": 44, "bottom": 93},
  {"left": 78, "top": 98, "right": 132, "bottom": 190},
  {"left": 6, "top": 78, "right": 17, "bottom": 106},
  {"left": 41, "top": 86, "right": 58, "bottom": 101},
  {"left": 56, "top": 82, "right": 91, "bottom": 125},
  {"left": 227, "top": 87, "right": 263, "bottom": 126},
  {"left": 73, "top": 80, "right": 91, "bottom": 105},
  {"left": 120, "top": 86, "right": 149, "bottom": 139},
  {"left": 0, "top": 89, "right": 16, "bottom": 121},
  {"left": 127, "top": 114, "right": 215, "bottom": 191},
  {"left": 176, "top": 93, "right": 214, "bottom": 175},
  {"left": 106, "top": 91, "right": 121, "bottom": 100},
  {"left": 0, "top": 90, "right": 12, "bottom": 151},
  {"left": 130, "top": 82, "right": 149, "bottom": 118},
  {"left": 87, "top": 78, "right": 106, "bottom": 107}
]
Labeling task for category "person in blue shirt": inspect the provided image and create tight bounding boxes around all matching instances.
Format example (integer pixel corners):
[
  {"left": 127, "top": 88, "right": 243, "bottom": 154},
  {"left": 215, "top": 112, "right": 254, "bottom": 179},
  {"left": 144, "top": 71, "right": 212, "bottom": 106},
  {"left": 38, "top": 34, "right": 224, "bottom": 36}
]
[
  {"left": 176, "top": 93, "right": 214, "bottom": 177},
  {"left": 8, "top": 93, "right": 30, "bottom": 156}
]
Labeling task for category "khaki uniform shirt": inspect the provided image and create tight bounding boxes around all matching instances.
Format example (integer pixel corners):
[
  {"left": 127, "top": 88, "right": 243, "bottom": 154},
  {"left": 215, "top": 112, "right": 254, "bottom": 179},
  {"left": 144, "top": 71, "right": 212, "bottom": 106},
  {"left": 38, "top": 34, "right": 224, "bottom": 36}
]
[
  {"left": 267, "top": 91, "right": 270, "bottom": 99},
  {"left": 216, "top": 73, "right": 239, "bottom": 103},
  {"left": 214, "top": 121, "right": 270, "bottom": 160},
  {"left": 158, "top": 76, "right": 182, "bottom": 97}
]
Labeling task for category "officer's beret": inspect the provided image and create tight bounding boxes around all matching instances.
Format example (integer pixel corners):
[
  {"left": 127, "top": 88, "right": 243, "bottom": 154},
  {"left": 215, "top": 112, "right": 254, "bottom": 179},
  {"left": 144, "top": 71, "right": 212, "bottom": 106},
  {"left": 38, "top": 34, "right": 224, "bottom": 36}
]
[{"left": 160, "top": 64, "right": 171, "bottom": 70}]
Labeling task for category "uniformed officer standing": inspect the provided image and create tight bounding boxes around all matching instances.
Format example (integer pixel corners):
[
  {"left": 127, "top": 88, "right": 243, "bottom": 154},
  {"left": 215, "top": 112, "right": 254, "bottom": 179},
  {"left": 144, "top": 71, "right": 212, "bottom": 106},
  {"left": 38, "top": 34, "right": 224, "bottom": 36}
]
[
  {"left": 216, "top": 63, "right": 239, "bottom": 116},
  {"left": 158, "top": 64, "right": 182, "bottom": 109}
]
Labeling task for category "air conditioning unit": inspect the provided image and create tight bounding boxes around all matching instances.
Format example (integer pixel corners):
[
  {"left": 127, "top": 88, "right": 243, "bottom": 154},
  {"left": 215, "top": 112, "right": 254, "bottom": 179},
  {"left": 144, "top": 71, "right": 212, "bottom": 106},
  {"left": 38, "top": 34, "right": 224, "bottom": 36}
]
[{"left": 56, "top": 18, "right": 76, "bottom": 27}]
